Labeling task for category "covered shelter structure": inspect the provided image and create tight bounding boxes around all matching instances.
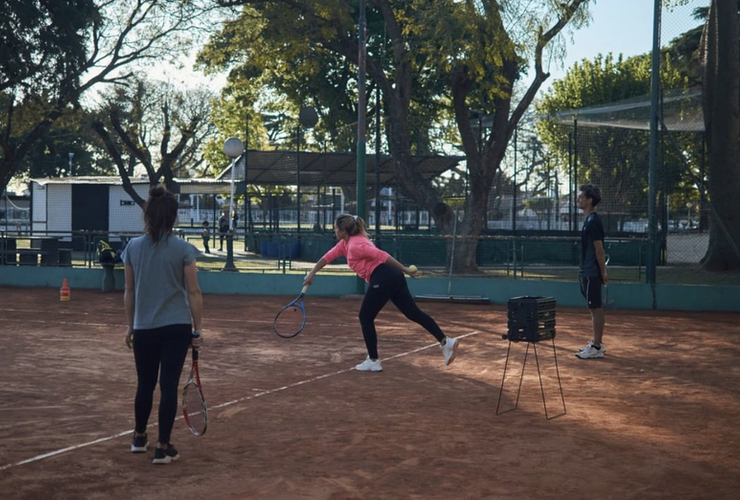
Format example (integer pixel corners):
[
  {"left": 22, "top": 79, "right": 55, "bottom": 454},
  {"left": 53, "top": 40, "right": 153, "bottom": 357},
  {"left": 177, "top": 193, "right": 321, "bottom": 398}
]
[{"left": 214, "top": 149, "right": 465, "bottom": 233}]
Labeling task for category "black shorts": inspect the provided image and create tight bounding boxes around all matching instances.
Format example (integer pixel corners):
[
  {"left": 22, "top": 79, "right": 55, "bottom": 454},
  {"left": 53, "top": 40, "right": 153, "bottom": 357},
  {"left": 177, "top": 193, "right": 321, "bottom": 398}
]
[{"left": 580, "top": 276, "right": 603, "bottom": 309}]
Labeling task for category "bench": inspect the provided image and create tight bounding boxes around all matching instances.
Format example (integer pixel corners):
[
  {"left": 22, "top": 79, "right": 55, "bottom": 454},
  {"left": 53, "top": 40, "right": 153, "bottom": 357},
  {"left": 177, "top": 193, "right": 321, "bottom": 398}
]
[{"left": 17, "top": 249, "right": 46, "bottom": 266}]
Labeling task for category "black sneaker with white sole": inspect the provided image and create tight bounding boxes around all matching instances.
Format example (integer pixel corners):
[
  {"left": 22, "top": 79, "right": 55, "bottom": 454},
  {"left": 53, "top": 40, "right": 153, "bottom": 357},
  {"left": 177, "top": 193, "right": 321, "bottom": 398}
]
[
  {"left": 152, "top": 444, "right": 180, "bottom": 464},
  {"left": 131, "top": 433, "right": 149, "bottom": 453}
]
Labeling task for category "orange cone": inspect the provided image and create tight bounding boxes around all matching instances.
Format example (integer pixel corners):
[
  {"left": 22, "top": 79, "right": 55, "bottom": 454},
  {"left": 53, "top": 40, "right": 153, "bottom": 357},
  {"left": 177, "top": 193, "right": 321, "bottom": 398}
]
[{"left": 60, "top": 278, "right": 70, "bottom": 302}]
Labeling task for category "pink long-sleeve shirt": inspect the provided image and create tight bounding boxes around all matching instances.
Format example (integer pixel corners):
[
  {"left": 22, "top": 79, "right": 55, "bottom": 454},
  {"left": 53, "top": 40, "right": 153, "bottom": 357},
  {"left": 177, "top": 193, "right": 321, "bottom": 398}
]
[{"left": 321, "top": 235, "right": 390, "bottom": 283}]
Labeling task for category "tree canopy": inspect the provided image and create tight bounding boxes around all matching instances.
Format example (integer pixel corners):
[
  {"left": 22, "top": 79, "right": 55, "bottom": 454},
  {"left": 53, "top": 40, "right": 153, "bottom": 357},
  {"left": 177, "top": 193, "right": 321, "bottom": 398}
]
[
  {"left": 0, "top": 0, "right": 212, "bottom": 195},
  {"left": 201, "top": 0, "right": 591, "bottom": 270}
]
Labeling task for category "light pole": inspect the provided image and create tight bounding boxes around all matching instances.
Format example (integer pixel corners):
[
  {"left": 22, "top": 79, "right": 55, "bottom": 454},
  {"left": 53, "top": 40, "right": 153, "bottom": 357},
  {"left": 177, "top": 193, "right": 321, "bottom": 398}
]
[
  {"left": 68, "top": 152, "right": 74, "bottom": 176},
  {"left": 223, "top": 137, "right": 244, "bottom": 272},
  {"left": 297, "top": 106, "right": 318, "bottom": 234}
]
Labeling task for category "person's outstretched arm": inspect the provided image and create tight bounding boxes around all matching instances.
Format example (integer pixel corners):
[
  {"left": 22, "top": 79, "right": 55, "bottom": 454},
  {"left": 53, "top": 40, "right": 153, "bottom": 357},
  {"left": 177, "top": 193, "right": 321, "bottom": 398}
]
[{"left": 303, "top": 258, "right": 327, "bottom": 286}]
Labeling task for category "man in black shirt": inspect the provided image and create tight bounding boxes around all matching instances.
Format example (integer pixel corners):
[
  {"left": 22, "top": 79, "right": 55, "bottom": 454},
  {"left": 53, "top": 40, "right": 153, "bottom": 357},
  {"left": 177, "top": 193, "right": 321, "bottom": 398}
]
[
  {"left": 218, "top": 210, "right": 229, "bottom": 251},
  {"left": 576, "top": 184, "right": 608, "bottom": 359}
]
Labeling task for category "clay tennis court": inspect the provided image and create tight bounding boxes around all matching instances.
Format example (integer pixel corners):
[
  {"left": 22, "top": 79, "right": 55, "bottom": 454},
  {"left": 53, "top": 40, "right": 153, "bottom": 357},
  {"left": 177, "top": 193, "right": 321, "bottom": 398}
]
[{"left": 1, "top": 285, "right": 739, "bottom": 499}]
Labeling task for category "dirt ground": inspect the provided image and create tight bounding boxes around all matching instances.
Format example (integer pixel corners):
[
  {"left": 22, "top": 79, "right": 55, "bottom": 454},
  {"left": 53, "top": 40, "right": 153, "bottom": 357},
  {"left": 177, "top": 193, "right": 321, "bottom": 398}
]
[{"left": 0, "top": 285, "right": 739, "bottom": 500}]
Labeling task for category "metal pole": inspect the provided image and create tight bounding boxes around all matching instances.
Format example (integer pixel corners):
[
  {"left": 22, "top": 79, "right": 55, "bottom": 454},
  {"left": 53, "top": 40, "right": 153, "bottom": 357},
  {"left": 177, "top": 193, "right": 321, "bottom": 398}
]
[
  {"left": 375, "top": 85, "right": 381, "bottom": 240},
  {"left": 648, "top": 0, "right": 661, "bottom": 300},
  {"left": 244, "top": 113, "right": 250, "bottom": 251},
  {"left": 356, "top": 0, "right": 367, "bottom": 221},
  {"left": 573, "top": 118, "right": 578, "bottom": 231},
  {"left": 355, "top": 2, "right": 368, "bottom": 292},
  {"left": 547, "top": 157, "right": 551, "bottom": 230},
  {"left": 699, "top": 132, "right": 706, "bottom": 232},
  {"left": 512, "top": 127, "right": 517, "bottom": 232},
  {"left": 296, "top": 126, "right": 301, "bottom": 234},
  {"left": 224, "top": 155, "right": 238, "bottom": 272},
  {"left": 568, "top": 132, "right": 573, "bottom": 231}
]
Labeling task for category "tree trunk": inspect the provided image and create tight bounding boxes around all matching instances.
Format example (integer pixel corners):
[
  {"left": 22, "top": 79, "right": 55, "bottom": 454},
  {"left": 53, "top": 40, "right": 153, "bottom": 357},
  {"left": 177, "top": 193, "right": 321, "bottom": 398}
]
[{"left": 701, "top": 0, "right": 740, "bottom": 270}]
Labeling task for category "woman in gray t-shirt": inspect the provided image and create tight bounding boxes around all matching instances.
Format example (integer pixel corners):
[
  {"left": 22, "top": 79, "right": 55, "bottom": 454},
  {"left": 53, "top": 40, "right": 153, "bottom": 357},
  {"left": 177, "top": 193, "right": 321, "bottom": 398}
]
[{"left": 122, "top": 185, "right": 203, "bottom": 464}]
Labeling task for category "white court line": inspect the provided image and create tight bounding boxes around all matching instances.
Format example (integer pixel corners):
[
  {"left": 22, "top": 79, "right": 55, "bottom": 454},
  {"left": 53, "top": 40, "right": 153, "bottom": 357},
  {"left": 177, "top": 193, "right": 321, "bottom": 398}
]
[
  {"left": 0, "top": 331, "right": 480, "bottom": 472},
  {"left": 1, "top": 316, "right": 434, "bottom": 337}
]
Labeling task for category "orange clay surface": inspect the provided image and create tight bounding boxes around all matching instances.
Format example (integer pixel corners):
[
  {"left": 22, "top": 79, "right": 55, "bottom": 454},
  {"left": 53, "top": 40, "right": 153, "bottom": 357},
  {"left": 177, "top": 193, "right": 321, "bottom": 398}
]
[{"left": 0, "top": 286, "right": 739, "bottom": 499}]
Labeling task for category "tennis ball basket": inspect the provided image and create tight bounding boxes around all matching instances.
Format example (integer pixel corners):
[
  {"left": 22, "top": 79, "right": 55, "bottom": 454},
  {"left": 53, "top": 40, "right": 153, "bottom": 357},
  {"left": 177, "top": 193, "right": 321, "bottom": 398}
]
[
  {"left": 504, "top": 296, "right": 557, "bottom": 342},
  {"left": 497, "top": 296, "right": 565, "bottom": 419}
]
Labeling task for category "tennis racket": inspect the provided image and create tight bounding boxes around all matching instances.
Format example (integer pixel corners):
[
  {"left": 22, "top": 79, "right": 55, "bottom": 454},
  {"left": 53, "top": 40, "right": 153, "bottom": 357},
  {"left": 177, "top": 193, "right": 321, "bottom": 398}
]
[
  {"left": 182, "top": 346, "right": 207, "bottom": 436},
  {"left": 273, "top": 284, "right": 309, "bottom": 338}
]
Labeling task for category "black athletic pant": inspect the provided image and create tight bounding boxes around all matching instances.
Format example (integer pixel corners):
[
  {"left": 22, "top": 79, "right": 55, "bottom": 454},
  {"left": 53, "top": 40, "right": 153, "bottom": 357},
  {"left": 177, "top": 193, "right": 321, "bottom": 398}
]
[
  {"left": 359, "top": 264, "right": 445, "bottom": 359},
  {"left": 133, "top": 324, "right": 192, "bottom": 444}
]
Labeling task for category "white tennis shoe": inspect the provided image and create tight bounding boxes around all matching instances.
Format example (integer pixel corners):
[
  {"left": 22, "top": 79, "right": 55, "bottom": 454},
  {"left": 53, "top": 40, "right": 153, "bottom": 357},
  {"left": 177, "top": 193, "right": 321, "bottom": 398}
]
[
  {"left": 578, "top": 340, "right": 606, "bottom": 354},
  {"left": 576, "top": 345, "right": 605, "bottom": 359},
  {"left": 441, "top": 337, "right": 459, "bottom": 366},
  {"left": 355, "top": 356, "right": 383, "bottom": 372}
]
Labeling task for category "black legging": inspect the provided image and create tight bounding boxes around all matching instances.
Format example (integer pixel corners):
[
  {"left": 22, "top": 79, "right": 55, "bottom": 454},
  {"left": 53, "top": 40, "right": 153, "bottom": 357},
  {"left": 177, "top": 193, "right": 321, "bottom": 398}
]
[
  {"left": 359, "top": 264, "right": 445, "bottom": 359},
  {"left": 133, "top": 324, "right": 192, "bottom": 444}
]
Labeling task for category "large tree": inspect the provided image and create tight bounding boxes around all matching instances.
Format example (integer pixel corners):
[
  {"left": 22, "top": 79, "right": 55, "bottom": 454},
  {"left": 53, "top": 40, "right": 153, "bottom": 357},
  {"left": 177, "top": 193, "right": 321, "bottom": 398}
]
[
  {"left": 700, "top": 0, "right": 740, "bottom": 270},
  {"left": 0, "top": 0, "right": 211, "bottom": 196},
  {"left": 92, "top": 79, "right": 217, "bottom": 206},
  {"left": 205, "top": 0, "right": 590, "bottom": 271}
]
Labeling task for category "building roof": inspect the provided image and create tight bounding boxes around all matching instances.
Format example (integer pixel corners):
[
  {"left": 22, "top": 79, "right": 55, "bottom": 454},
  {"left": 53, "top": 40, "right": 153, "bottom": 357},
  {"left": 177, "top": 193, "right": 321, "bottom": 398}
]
[
  {"left": 29, "top": 151, "right": 464, "bottom": 193},
  {"left": 31, "top": 176, "right": 151, "bottom": 186},
  {"left": 217, "top": 150, "right": 464, "bottom": 186}
]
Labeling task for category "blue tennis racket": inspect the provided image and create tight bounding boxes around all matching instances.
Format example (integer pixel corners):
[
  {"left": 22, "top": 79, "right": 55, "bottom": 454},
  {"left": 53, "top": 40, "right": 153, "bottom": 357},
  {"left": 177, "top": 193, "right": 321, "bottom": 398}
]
[{"left": 273, "top": 284, "right": 309, "bottom": 338}]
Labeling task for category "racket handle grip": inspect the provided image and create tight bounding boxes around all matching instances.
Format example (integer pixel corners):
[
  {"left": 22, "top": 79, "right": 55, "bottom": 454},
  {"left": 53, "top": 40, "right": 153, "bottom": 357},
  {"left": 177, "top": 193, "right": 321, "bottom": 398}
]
[
  {"left": 191, "top": 330, "right": 202, "bottom": 354},
  {"left": 301, "top": 284, "right": 310, "bottom": 295}
]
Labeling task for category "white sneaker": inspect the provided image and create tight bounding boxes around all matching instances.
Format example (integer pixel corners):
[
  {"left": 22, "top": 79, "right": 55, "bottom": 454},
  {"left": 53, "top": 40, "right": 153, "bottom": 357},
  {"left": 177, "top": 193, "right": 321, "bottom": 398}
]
[
  {"left": 576, "top": 345, "right": 605, "bottom": 359},
  {"left": 355, "top": 356, "right": 383, "bottom": 372},
  {"left": 441, "top": 337, "right": 459, "bottom": 366},
  {"left": 578, "top": 340, "right": 606, "bottom": 354}
]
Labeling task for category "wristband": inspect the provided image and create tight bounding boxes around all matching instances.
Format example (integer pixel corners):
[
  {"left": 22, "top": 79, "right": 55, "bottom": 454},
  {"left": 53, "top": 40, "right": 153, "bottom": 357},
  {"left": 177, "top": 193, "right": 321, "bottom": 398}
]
[{"left": 193, "top": 330, "right": 202, "bottom": 337}]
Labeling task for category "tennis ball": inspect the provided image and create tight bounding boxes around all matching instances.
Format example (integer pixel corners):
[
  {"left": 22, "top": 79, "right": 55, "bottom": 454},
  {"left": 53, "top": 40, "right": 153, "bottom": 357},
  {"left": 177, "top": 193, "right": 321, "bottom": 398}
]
[{"left": 409, "top": 265, "right": 418, "bottom": 273}]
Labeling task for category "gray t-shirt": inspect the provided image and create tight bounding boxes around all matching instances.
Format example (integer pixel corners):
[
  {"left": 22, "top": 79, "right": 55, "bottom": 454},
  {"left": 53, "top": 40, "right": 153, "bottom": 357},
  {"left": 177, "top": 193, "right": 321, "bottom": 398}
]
[{"left": 122, "top": 233, "right": 201, "bottom": 330}]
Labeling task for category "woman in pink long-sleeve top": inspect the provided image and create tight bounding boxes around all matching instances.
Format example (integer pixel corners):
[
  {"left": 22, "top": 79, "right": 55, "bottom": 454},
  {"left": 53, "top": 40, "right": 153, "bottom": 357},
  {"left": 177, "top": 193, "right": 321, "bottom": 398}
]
[{"left": 303, "top": 214, "right": 459, "bottom": 372}]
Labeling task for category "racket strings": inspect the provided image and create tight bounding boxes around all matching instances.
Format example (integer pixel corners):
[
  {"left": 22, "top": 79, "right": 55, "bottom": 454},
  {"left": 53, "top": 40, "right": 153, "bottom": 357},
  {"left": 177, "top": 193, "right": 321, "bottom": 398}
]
[
  {"left": 183, "top": 382, "right": 207, "bottom": 434},
  {"left": 274, "top": 304, "right": 305, "bottom": 337}
]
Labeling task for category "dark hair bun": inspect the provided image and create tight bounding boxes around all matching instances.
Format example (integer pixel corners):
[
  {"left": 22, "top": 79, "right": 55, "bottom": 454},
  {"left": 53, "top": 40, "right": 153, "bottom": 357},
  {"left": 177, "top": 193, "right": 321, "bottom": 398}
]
[{"left": 150, "top": 186, "right": 166, "bottom": 198}]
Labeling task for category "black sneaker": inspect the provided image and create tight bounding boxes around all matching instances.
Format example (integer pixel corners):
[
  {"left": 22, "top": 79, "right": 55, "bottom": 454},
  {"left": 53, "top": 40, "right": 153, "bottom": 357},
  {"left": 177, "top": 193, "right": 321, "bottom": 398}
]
[
  {"left": 131, "top": 433, "right": 148, "bottom": 453},
  {"left": 152, "top": 444, "right": 180, "bottom": 464}
]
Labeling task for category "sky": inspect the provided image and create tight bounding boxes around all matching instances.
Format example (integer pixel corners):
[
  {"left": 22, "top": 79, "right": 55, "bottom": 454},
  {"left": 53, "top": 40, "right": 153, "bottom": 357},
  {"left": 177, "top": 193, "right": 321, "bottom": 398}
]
[{"left": 543, "top": 0, "right": 707, "bottom": 89}]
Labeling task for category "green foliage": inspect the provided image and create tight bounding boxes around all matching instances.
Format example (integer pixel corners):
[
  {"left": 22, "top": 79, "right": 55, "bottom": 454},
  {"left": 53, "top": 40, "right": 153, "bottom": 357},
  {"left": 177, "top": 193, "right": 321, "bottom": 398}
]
[
  {"left": 1, "top": 0, "right": 212, "bottom": 195},
  {"left": 536, "top": 51, "right": 693, "bottom": 223},
  {"left": 197, "top": 1, "right": 463, "bottom": 156},
  {"left": 0, "top": 92, "right": 114, "bottom": 179},
  {"left": 0, "top": 0, "right": 99, "bottom": 97}
]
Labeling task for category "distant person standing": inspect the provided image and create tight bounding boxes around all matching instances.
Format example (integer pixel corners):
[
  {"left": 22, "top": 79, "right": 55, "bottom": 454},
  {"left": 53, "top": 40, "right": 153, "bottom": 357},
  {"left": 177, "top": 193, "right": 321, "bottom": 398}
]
[
  {"left": 122, "top": 185, "right": 203, "bottom": 464},
  {"left": 575, "top": 184, "right": 608, "bottom": 359},
  {"left": 218, "top": 209, "right": 229, "bottom": 251},
  {"left": 231, "top": 210, "right": 239, "bottom": 242},
  {"left": 201, "top": 220, "right": 211, "bottom": 254}
]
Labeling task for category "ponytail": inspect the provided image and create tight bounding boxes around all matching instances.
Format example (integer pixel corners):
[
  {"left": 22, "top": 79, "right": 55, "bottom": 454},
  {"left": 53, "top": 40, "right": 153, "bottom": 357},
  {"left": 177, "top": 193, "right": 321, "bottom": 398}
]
[
  {"left": 335, "top": 214, "right": 368, "bottom": 238},
  {"left": 143, "top": 185, "right": 178, "bottom": 244}
]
